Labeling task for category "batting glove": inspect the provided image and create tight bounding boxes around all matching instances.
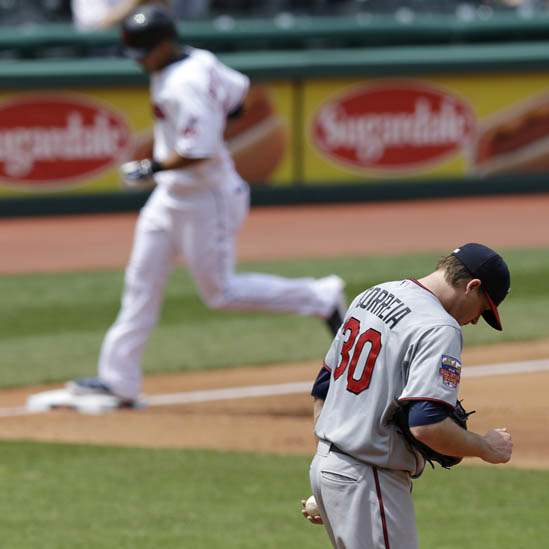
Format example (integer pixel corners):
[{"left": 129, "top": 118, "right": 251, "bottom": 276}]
[{"left": 120, "top": 159, "right": 161, "bottom": 189}]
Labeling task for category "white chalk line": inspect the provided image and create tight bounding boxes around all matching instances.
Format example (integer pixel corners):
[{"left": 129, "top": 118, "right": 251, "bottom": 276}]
[
  {"left": 0, "top": 406, "right": 33, "bottom": 418},
  {"left": 145, "top": 381, "right": 311, "bottom": 406},
  {"left": 0, "top": 357, "right": 548, "bottom": 418}
]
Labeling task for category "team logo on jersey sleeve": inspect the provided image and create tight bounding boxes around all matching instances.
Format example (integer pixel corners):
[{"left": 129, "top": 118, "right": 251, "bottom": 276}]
[
  {"left": 152, "top": 103, "right": 166, "bottom": 119},
  {"left": 439, "top": 355, "right": 462, "bottom": 388}
]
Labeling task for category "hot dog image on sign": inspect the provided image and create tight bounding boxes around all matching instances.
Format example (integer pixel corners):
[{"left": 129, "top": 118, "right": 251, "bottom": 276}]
[
  {"left": 0, "top": 94, "right": 131, "bottom": 190},
  {"left": 469, "top": 90, "right": 549, "bottom": 176},
  {"left": 310, "top": 81, "right": 476, "bottom": 174}
]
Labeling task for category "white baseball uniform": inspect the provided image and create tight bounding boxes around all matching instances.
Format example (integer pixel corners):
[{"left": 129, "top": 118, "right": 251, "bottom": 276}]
[
  {"left": 310, "top": 279, "right": 463, "bottom": 549},
  {"left": 98, "top": 48, "right": 343, "bottom": 399}
]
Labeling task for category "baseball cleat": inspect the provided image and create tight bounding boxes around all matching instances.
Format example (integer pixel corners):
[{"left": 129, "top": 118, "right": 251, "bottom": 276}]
[
  {"left": 325, "top": 296, "right": 347, "bottom": 336},
  {"left": 326, "top": 306, "right": 344, "bottom": 337},
  {"left": 66, "top": 377, "right": 137, "bottom": 408},
  {"left": 319, "top": 275, "right": 347, "bottom": 336}
]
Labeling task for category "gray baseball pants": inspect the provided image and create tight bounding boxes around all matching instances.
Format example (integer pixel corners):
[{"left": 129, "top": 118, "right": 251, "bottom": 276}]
[{"left": 310, "top": 440, "right": 418, "bottom": 549}]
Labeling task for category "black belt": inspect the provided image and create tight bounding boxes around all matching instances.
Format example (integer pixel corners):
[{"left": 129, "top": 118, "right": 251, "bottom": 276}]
[{"left": 329, "top": 443, "right": 350, "bottom": 457}]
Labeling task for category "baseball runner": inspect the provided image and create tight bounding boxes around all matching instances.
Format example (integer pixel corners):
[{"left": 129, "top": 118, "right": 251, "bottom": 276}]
[
  {"left": 304, "top": 243, "right": 513, "bottom": 548},
  {"left": 66, "top": 4, "right": 345, "bottom": 406}
]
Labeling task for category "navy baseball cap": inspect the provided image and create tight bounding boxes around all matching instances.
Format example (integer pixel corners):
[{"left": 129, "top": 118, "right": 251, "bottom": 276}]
[{"left": 451, "top": 243, "right": 510, "bottom": 331}]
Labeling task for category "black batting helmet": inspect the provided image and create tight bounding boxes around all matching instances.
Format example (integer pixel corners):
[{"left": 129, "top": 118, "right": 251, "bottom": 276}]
[{"left": 121, "top": 4, "right": 177, "bottom": 59}]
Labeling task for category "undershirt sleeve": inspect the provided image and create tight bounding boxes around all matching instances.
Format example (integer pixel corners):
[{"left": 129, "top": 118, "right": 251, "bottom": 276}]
[
  {"left": 408, "top": 400, "right": 450, "bottom": 427},
  {"left": 311, "top": 364, "right": 331, "bottom": 400}
]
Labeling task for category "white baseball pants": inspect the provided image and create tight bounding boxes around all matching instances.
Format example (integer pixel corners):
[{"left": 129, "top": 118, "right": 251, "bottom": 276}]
[{"left": 99, "top": 181, "right": 341, "bottom": 399}]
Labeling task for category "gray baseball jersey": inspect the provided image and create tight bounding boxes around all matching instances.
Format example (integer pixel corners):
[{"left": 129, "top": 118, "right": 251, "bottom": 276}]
[{"left": 315, "top": 278, "right": 463, "bottom": 477}]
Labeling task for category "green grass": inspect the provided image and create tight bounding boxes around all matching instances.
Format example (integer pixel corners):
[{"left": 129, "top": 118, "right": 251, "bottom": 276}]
[
  {"left": 1, "top": 247, "right": 548, "bottom": 388},
  {"left": 0, "top": 441, "right": 547, "bottom": 549},
  {"left": 1, "top": 247, "right": 546, "bottom": 549},
  {"left": 416, "top": 465, "right": 549, "bottom": 549}
]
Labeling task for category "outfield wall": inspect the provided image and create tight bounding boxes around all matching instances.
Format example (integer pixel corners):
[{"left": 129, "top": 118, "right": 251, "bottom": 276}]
[{"left": 1, "top": 42, "right": 549, "bottom": 216}]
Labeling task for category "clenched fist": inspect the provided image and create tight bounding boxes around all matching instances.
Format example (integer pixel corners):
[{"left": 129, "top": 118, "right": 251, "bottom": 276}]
[{"left": 482, "top": 428, "right": 513, "bottom": 464}]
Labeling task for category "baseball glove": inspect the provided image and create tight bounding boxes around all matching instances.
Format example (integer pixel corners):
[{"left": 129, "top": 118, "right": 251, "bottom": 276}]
[{"left": 391, "top": 400, "right": 475, "bottom": 469}]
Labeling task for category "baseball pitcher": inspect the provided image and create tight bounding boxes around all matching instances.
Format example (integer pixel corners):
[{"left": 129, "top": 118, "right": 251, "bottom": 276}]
[{"left": 305, "top": 243, "right": 513, "bottom": 548}]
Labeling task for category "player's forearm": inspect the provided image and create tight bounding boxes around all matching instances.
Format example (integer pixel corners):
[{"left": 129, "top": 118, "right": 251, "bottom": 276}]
[
  {"left": 119, "top": 150, "right": 206, "bottom": 188},
  {"left": 410, "top": 417, "right": 489, "bottom": 459},
  {"left": 155, "top": 151, "right": 207, "bottom": 171},
  {"left": 313, "top": 398, "right": 324, "bottom": 425},
  {"left": 312, "top": 398, "right": 324, "bottom": 443}
]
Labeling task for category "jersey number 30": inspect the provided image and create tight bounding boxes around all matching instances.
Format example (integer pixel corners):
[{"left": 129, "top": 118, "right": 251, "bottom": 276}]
[{"left": 333, "top": 317, "right": 382, "bottom": 395}]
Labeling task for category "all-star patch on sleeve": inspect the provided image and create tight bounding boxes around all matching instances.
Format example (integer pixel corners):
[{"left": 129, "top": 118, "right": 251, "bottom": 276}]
[
  {"left": 399, "top": 324, "right": 463, "bottom": 407},
  {"left": 439, "top": 355, "right": 462, "bottom": 389}
]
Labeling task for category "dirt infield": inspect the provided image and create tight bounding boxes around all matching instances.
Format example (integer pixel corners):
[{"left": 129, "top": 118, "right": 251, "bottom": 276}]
[{"left": 1, "top": 193, "right": 548, "bottom": 469}]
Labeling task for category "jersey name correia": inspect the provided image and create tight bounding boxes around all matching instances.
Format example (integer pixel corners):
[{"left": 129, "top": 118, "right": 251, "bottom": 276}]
[{"left": 356, "top": 285, "right": 412, "bottom": 329}]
